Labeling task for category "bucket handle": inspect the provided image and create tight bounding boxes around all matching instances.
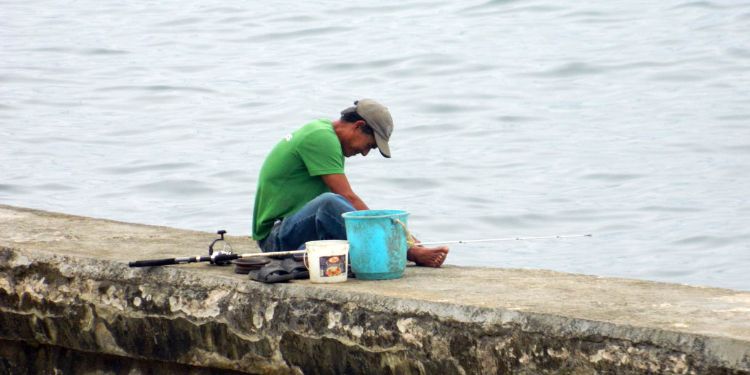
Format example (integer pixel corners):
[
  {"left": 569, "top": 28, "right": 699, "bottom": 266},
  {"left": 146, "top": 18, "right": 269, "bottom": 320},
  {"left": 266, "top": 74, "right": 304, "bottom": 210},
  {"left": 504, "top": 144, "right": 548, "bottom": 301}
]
[{"left": 392, "top": 218, "right": 418, "bottom": 248}]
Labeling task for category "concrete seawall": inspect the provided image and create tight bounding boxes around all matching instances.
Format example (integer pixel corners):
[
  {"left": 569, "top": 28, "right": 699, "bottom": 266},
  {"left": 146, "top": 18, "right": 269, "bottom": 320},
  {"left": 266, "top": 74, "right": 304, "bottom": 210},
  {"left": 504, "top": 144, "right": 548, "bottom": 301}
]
[{"left": 1, "top": 204, "right": 749, "bottom": 374}]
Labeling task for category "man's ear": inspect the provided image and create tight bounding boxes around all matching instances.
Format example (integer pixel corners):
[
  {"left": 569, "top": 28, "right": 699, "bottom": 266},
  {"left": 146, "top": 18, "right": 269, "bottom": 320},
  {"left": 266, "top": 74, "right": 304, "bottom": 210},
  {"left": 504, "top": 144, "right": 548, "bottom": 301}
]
[{"left": 354, "top": 120, "right": 367, "bottom": 130}]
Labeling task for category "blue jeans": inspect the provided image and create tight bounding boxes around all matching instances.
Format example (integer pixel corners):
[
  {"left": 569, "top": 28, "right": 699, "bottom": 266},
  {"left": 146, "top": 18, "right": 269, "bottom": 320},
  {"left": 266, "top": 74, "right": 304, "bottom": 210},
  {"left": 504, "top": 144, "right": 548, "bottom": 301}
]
[{"left": 257, "top": 192, "right": 354, "bottom": 252}]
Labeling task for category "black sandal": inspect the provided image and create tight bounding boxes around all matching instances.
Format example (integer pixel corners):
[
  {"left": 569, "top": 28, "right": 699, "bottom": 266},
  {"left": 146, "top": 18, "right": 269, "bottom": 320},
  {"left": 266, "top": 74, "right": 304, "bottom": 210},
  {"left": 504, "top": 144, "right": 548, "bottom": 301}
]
[
  {"left": 249, "top": 263, "right": 294, "bottom": 283},
  {"left": 282, "top": 258, "right": 309, "bottom": 280}
]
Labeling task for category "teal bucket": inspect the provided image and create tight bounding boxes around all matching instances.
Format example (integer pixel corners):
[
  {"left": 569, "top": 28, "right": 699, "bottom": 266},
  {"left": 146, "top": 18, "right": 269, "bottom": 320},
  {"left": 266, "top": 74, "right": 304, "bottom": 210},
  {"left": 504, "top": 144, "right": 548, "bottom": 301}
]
[{"left": 342, "top": 210, "right": 409, "bottom": 280}]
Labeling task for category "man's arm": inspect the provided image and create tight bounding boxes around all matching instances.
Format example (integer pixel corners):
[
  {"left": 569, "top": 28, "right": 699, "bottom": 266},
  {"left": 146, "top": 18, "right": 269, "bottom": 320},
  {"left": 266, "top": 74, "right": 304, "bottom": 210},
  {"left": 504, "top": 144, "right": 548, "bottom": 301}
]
[{"left": 320, "top": 174, "right": 369, "bottom": 211}]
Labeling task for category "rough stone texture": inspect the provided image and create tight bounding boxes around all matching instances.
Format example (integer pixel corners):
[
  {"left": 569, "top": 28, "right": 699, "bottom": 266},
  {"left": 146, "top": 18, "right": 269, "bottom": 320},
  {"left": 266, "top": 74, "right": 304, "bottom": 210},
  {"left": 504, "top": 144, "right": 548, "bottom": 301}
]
[{"left": 1, "top": 204, "right": 749, "bottom": 374}]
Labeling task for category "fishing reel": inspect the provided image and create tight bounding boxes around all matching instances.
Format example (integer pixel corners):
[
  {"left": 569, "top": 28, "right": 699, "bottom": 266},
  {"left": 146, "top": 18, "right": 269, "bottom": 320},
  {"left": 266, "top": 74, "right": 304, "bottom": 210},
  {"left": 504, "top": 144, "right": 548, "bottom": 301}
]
[{"left": 208, "top": 230, "right": 234, "bottom": 266}]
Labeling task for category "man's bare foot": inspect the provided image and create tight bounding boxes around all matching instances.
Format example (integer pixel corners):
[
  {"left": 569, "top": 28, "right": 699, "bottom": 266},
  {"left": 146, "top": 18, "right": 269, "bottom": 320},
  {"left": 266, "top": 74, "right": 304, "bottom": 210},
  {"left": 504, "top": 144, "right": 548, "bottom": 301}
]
[{"left": 407, "top": 246, "right": 449, "bottom": 267}]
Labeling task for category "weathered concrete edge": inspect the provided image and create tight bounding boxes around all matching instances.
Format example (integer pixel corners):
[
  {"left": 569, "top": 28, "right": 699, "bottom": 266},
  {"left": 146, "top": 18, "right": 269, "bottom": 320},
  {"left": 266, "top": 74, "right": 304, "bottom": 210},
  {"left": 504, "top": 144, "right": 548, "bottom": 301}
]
[{"left": 4, "top": 244, "right": 749, "bottom": 372}]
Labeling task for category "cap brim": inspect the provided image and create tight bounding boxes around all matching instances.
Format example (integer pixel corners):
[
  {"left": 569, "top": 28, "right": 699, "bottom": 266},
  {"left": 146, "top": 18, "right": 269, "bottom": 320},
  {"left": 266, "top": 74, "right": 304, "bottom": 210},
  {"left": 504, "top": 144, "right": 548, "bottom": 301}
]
[{"left": 374, "top": 133, "right": 391, "bottom": 158}]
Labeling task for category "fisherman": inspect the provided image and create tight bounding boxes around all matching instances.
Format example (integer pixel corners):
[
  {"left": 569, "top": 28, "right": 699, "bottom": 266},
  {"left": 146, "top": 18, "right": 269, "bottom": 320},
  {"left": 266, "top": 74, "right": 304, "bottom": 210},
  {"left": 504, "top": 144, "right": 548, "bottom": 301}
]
[{"left": 252, "top": 99, "right": 449, "bottom": 267}]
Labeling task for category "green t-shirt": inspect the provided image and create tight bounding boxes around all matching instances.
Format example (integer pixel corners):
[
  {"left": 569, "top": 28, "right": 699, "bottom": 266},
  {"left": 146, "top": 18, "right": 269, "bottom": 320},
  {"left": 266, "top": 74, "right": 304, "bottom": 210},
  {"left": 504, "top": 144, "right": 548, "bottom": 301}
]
[{"left": 252, "top": 119, "right": 345, "bottom": 241}]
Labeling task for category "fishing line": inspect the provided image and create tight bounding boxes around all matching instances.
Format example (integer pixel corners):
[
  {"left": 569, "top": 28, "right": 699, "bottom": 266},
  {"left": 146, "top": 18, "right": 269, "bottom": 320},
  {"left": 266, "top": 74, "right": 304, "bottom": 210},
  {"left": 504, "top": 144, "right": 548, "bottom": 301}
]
[
  {"left": 418, "top": 234, "right": 592, "bottom": 246},
  {"left": 394, "top": 218, "right": 591, "bottom": 247}
]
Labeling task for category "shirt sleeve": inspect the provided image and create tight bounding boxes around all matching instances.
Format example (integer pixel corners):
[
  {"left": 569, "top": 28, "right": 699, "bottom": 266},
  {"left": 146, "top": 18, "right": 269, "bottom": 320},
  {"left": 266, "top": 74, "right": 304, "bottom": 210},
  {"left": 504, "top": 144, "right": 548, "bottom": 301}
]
[{"left": 297, "top": 128, "right": 345, "bottom": 176}]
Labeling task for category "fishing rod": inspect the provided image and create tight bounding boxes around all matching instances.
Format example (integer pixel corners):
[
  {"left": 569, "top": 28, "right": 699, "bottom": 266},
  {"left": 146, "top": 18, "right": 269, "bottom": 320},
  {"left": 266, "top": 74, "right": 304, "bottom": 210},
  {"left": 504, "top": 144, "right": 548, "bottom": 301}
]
[
  {"left": 128, "top": 230, "right": 306, "bottom": 268},
  {"left": 416, "top": 233, "right": 592, "bottom": 246},
  {"left": 128, "top": 249, "right": 306, "bottom": 267},
  {"left": 128, "top": 230, "right": 593, "bottom": 267}
]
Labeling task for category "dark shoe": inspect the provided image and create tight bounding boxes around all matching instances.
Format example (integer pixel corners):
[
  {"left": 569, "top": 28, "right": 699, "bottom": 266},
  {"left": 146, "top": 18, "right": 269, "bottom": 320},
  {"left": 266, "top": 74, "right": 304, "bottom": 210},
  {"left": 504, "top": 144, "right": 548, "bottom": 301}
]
[
  {"left": 249, "top": 263, "right": 294, "bottom": 284},
  {"left": 282, "top": 258, "right": 309, "bottom": 280}
]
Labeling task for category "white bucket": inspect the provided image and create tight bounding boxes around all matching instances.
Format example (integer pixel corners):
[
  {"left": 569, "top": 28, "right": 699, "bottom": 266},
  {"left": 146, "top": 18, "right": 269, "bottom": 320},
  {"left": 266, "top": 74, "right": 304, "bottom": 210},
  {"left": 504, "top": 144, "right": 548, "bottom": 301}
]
[{"left": 304, "top": 240, "right": 349, "bottom": 284}]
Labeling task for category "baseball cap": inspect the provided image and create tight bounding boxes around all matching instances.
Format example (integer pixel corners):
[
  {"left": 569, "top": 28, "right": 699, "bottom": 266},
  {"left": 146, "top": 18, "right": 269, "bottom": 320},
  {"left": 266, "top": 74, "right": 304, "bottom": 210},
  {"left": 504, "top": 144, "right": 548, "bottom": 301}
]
[{"left": 341, "top": 99, "right": 393, "bottom": 158}]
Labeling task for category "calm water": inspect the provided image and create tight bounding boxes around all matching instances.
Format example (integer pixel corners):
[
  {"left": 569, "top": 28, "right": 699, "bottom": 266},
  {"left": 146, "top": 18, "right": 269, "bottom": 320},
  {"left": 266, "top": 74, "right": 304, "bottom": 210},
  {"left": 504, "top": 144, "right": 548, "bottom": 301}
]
[{"left": 2, "top": 0, "right": 749, "bottom": 290}]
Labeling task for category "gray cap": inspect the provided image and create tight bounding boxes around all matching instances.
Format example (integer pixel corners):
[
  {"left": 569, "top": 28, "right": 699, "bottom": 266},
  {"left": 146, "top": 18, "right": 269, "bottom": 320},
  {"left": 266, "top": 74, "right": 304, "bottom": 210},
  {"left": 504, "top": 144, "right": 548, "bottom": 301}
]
[{"left": 341, "top": 99, "right": 393, "bottom": 158}]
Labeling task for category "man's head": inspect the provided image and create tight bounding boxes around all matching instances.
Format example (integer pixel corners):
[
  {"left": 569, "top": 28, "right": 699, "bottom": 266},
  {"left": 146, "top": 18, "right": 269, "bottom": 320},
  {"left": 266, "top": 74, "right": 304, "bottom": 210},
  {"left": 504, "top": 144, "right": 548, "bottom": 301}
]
[{"left": 338, "top": 99, "right": 393, "bottom": 158}]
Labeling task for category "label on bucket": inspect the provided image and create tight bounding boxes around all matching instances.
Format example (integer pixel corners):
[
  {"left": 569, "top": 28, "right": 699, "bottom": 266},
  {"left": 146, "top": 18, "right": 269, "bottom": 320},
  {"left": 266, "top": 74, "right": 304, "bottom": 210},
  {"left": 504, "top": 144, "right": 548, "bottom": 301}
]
[{"left": 319, "top": 254, "right": 346, "bottom": 278}]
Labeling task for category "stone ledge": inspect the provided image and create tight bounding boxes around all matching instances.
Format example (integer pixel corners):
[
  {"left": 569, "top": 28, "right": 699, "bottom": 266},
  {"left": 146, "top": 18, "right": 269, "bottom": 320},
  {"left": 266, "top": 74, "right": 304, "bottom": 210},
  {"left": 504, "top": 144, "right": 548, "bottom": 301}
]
[{"left": 1, "top": 205, "right": 749, "bottom": 374}]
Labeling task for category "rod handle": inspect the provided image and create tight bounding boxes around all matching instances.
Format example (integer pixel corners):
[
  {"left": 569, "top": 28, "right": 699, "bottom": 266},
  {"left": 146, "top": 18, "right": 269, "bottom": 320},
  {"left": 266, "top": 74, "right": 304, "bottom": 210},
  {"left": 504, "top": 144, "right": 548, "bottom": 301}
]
[{"left": 129, "top": 258, "right": 179, "bottom": 267}]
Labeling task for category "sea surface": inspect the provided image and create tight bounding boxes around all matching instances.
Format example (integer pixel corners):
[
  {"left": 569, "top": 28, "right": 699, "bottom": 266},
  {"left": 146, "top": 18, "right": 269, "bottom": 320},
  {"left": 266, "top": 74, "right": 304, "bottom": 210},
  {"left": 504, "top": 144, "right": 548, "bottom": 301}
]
[{"left": 2, "top": 0, "right": 749, "bottom": 290}]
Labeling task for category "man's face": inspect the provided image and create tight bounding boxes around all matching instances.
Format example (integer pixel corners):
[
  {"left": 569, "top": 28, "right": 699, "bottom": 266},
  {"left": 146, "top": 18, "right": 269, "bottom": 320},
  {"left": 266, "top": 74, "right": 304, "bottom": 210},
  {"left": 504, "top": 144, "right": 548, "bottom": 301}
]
[{"left": 343, "top": 125, "right": 378, "bottom": 157}]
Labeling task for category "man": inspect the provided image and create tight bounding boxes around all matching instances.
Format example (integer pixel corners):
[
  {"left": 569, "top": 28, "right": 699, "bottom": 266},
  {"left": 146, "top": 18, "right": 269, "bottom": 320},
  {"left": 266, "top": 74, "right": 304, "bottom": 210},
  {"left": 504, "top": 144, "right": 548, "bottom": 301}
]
[{"left": 252, "top": 99, "right": 448, "bottom": 267}]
